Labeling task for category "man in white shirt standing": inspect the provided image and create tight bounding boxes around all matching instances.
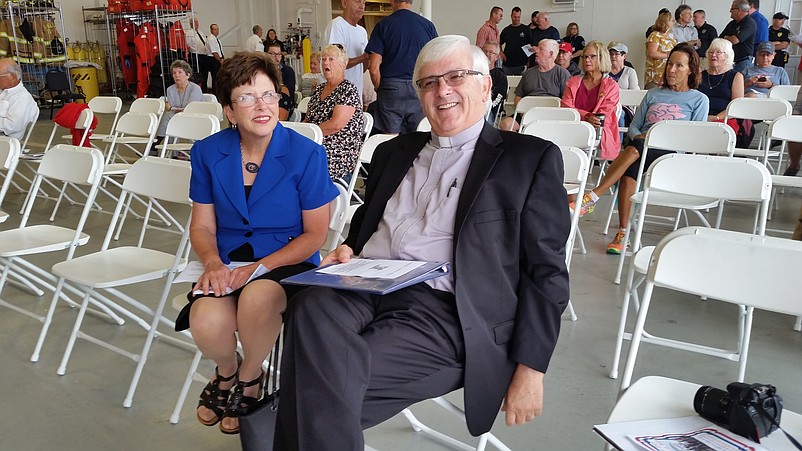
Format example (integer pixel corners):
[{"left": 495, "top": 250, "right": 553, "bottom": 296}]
[
  {"left": 244, "top": 25, "right": 264, "bottom": 53},
  {"left": 324, "top": 0, "right": 369, "bottom": 97},
  {"left": 206, "top": 23, "right": 225, "bottom": 92},
  {"left": 185, "top": 18, "right": 210, "bottom": 92},
  {"left": 0, "top": 58, "right": 38, "bottom": 139},
  {"left": 673, "top": 4, "right": 701, "bottom": 50}
]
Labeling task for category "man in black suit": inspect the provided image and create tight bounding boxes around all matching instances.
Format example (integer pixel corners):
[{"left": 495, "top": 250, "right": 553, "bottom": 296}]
[{"left": 275, "top": 35, "right": 570, "bottom": 451}]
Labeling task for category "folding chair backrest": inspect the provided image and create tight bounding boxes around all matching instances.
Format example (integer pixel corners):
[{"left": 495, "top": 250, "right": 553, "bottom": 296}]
[
  {"left": 281, "top": 121, "right": 323, "bottom": 144},
  {"left": 0, "top": 136, "right": 21, "bottom": 208},
  {"left": 768, "top": 115, "right": 802, "bottom": 142},
  {"left": 768, "top": 84, "right": 801, "bottom": 103},
  {"left": 44, "top": 108, "right": 94, "bottom": 152},
  {"left": 88, "top": 95, "right": 123, "bottom": 134},
  {"left": 287, "top": 108, "right": 302, "bottom": 122},
  {"left": 20, "top": 118, "right": 36, "bottom": 153},
  {"left": 648, "top": 227, "right": 802, "bottom": 316},
  {"left": 165, "top": 112, "right": 220, "bottom": 142},
  {"left": 202, "top": 93, "right": 218, "bottom": 103},
  {"left": 515, "top": 95, "right": 561, "bottom": 114},
  {"left": 644, "top": 120, "right": 736, "bottom": 155},
  {"left": 324, "top": 182, "right": 349, "bottom": 251},
  {"left": 360, "top": 133, "right": 395, "bottom": 164},
  {"left": 129, "top": 97, "right": 165, "bottom": 117},
  {"left": 37, "top": 144, "right": 104, "bottom": 186},
  {"left": 646, "top": 154, "right": 771, "bottom": 202},
  {"left": 560, "top": 145, "right": 589, "bottom": 186},
  {"left": 297, "top": 97, "right": 310, "bottom": 114},
  {"left": 618, "top": 89, "right": 648, "bottom": 108},
  {"left": 123, "top": 157, "right": 191, "bottom": 204},
  {"left": 45, "top": 69, "right": 72, "bottom": 91},
  {"left": 521, "top": 120, "right": 595, "bottom": 149},
  {"left": 724, "top": 97, "right": 791, "bottom": 121},
  {"left": 115, "top": 112, "right": 159, "bottom": 137},
  {"left": 183, "top": 100, "right": 223, "bottom": 121},
  {"left": 416, "top": 116, "right": 431, "bottom": 132},
  {"left": 521, "top": 107, "right": 580, "bottom": 128},
  {"left": 362, "top": 111, "right": 373, "bottom": 140}
]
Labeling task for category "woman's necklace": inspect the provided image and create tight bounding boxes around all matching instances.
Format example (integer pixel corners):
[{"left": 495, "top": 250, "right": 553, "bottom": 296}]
[
  {"left": 241, "top": 146, "right": 260, "bottom": 174},
  {"left": 704, "top": 71, "right": 726, "bottom": 90}
]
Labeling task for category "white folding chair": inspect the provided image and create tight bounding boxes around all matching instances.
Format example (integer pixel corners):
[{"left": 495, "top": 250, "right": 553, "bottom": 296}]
[
  {"left": 766, "top": 115, "right": 802, "bottom": 225},
  {"left": 520, "top": 106, "right": 580, "bottom": 130},
  {"left": 287, "top": 108, "right": 302, "bottom": 122},
  {"left": 0, "top": 145, "right": 106, "bottom": 328},
  {"left": 0, "top": 136, "right": 21, "bottom": 223},
  {"left": 723, "top": 97, "right": 791, "bottom": 173},
  {"left": 281, "top": 121, "right": 323, "bottom": 144},
  {"left": 768, "top": 84, "right": 800, "bottom": 103},
  {"left": 104, "top": 108, "right": 161, "bottom": 164},
  {"left": 297, "top": 96, "right": 310, "bottom": 115},
  {"left": 322, "top": 182, "right": 349, "bottom": 254},
  {"left": 201, "top": 93, "right": 218, "bottom": 103},
  {"left": 158, "top": 112, "right": 220, "bottom": 158},
  {"left": 128, "top": 97, "right": 165, "bottom": 122},
  {"left": 617, "top": 89, "right": 648, "bottom": 137},
  {"left": 503, "top": 75, "right": 521, "bottom": 114},
  {"left": 51, "top": 157, "right": 193, "bottom": 408},
  {"left": 507, "top": 96, "right": 562, "bottom": 130},
  {"left": 618, "top": 227, "right": 802, "bottom": 390},
  {"left": 61, "top": 96, "right": 122, "bottom": 145},
  {"left": 520, "top": 120, "right": 595, "bottom": 151},
  {"left": 416, "top": 116, "right": 431, "bottom": 132},
  {"left": 362, "top": 111, "right": 373, "bottom": 142},
  {"left": 610, "top": 155, "right": 772, "bottom": 382},
  {"left": 183, "top": 100, "right": 224, "bottom": 122},
  {"left": 560, "top": 146, "right": 590, "bottom": 322},
  {"left": 293, "top": 90, "right": 302, "bottom": 106},
  {"left": 344, "top": 133, "right": 395, "bottom": 222},
  {"left": 611, "top": 121, "right": 738, "bottom": 285}
]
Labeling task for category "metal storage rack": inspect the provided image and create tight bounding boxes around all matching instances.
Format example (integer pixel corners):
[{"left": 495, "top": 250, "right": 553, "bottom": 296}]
[
  {"left": 0, "top": 1, "right": 70, "bottom": 103},
  {"left": 82, "top": 6, "right": 122, "bottom": 96},
  {"left": 83, "top": 4, "right": 196, "bottom": 98}
]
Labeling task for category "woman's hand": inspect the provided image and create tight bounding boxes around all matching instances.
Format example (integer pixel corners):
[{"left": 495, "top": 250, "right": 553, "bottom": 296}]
[
  {"left": 321, "top": 245, "right": 355, "bottom": 266},
  {"left": 193, "top": 261, "right": 232, "bottom": 296},
  {"left": 585, "top": 113, "right": 601, "bottom": 127},
  {"left": 228, "top": 262, "right": 261, "bottom": 291}
]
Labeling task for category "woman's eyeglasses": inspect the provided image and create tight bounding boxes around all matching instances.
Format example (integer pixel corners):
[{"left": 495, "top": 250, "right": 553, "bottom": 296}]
[{"left": 233, "top": 92, "right": 280, "bottom": 106}]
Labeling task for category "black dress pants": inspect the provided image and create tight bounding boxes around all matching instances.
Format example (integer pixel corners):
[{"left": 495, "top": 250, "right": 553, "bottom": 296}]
[{"left": 275, "top": 284, "right": 465, "bottom": 451}]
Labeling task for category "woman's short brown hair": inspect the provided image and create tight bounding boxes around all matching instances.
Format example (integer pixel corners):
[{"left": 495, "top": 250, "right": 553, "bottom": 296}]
[
  {"left": 653, "top": 11, "right": 673, "bottom": 33},
  {"left": 170, "top": 59, "right": 193, "bottom": 76},
  {"left": 661, "top": 42, "right": 702, "bottom": 90},
  {"left": 215, "top": 51, "right": 282, "bottom": 108}
]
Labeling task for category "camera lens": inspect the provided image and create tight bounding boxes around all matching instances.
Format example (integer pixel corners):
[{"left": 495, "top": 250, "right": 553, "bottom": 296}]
[{"left": 694, "top": 385, "right": 731, "bottom": 423}]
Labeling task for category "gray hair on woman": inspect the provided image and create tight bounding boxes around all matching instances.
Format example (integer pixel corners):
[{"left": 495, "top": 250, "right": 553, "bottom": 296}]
[
  {"left": 170, "top": 59, "right": 193, "bottom": 76},
  {"left": 706, "top": 38, "right": 735, "bottom": 71},
  {"left": 412, "top": 35, "right": 491, "bottom": 109},
  {"left": 321, "top": 44, "right": 348, "bottom": 67}
]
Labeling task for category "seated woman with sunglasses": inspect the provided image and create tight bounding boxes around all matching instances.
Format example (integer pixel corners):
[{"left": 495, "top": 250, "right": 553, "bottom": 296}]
[{"left": 175, "top": 51, "right": 338, "bottom": 435}]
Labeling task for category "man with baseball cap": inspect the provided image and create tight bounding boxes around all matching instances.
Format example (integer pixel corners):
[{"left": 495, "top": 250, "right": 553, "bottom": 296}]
[
  {"left": 744, "top": 41, "right": 790, "bottom": 97},
  {"left": 769, "top": 12, "right": 791, "bottom": 67},
  {"left": 556, "top": 41, "right": 580, "bottom": 76}
]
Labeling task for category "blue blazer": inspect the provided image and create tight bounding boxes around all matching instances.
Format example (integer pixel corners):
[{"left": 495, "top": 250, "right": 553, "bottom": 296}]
[{"left": 189, "top": 125, "right": 338, "bottom": 265}]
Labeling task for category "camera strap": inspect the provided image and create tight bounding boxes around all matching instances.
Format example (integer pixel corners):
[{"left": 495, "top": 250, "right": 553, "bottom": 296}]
[{"left": 757, "top": 404, "right": 802, "bottom": 450}]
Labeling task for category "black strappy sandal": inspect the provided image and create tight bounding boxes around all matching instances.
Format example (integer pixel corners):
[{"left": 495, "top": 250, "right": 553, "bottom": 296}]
[
  {"left": 196, "top": 352, "right": 241, "bottom": 427},
  {"left": 219, "top": 370, "right": 265, "bottom": 435}
]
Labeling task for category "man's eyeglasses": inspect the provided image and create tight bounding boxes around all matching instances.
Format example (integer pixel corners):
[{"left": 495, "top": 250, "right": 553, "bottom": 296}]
[
  {"left": 415, "top": 69, "right": 483, "bottom": 91},
  {"left": 232, "top": 92, "right": 280, "bottom": 106}
]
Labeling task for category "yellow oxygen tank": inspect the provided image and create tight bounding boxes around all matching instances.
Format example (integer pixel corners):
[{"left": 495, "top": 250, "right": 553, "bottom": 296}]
[
  {"left": 302, "top": 36, "right": 311, "bottom": 74},
  {"left": 66, "top": 41, "right": 75, "bottom": 60}
]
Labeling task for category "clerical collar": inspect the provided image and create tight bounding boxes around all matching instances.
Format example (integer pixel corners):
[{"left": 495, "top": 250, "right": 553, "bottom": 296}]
[{"left": 430, "top": 118, "right": 485, "bottom": 150}]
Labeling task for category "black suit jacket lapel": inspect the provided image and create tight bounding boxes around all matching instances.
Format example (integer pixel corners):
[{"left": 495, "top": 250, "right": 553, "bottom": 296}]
[{"left": 454, "top": 124, "right": 504, "bottom": 241}]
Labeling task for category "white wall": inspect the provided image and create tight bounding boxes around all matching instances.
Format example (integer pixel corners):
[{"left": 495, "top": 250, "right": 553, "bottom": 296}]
[{"left": 61, "top": 0, "right": 781, "bottom": 78}]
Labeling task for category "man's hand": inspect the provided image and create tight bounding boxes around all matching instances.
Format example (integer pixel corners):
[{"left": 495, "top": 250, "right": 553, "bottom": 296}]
[
  {"left": 321, "top": 244, "right": 355, "bottom": 266},
  {"left": 501, "top": 364, "right": 544, "bottom": 426}
]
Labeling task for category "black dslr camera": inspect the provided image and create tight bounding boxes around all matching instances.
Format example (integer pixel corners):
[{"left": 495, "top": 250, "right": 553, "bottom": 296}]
[{"left": 694, "top": 382, "right": 783, "bottom": 443}]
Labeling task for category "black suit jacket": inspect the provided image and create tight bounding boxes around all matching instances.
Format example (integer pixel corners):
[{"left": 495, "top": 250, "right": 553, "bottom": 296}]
[{"left": 344, "top": 123, "right": 571, "bottom": 435}]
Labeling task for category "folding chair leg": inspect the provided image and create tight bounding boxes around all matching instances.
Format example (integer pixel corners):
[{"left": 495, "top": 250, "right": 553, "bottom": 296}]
[
  {"left": 171, "top": 349, "right": 204, "bottom": 424},
  {"left": 794, "top": 316, "right": 801, "bottom": 332},
  {"left": 603, "top": 185, "right": 619, "bottom": 235},
  {"left": 564, "top": 300, "right": 577, "bottom": 322},
  {"left": 57, "top": 289, "right": 95, "bottom": 376}
]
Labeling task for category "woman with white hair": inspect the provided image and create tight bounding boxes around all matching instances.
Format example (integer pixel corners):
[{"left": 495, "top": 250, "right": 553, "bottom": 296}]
[
  {"left": 697, "top": 38, "right": 744, "bottom": 129},
  {"left": 305, "top": 44, "right": 364, "bottom": 180}
]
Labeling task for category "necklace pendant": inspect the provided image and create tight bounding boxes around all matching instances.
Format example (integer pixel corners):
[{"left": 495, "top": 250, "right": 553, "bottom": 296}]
[{"left": 245, "top": 162, "right": 260, "bottom": 173}]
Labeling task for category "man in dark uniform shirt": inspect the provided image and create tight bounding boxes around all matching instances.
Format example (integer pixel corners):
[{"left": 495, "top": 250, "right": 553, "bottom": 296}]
[
  {"left": 693, "top": 9, "right": 718, "bottom": 59},
  {"left": 769, "top": 12, "right": 791, "bottom": 67},
  {"left": 500, "top": 6, "right": 533, "bottom": 75}
]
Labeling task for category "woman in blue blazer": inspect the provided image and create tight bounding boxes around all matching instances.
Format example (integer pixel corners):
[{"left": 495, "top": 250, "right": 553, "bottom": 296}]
[{"left": 178, "top": 52, "right": 338, "bottom": 434}]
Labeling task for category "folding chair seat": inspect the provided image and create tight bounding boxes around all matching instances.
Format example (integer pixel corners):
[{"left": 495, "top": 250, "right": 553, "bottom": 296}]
[
  {"left": 281, "top": 121, "right": 323, "bottom": 144},
  {"left": 0, "top": 137, "right": 21, "bottom": 223},
  {"left": 0, "top": 145, "right": 106, "bottom": 329},
  {"left": 609, "top": 155, "right": 771, "bottom": 383},
  {"left": 723, "top": 97, "right": 791, "bottom": 173},
  {"left": 519, "top": 106, "right": 580, "bottom": 130},
  {"left": 610, "top": 121, "right": 737, "bottom": 285},
  {"left": 50, "top": 157, "right": 193, "bottom": 408},
  {"left": 183, "top": 100, "right": 224, "bottom": 122},
  {"left": 344, "top": 133, "right": 395, "bottom": 222},
  {"left": 158, "top": 112, "right": 220, "bottom": 159},
  {"left": 617, "top": 227, "right": 802, "bottom": 390}
]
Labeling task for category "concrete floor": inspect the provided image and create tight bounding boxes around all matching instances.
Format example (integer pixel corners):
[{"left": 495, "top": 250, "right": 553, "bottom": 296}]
[{"left": 1, "top": 110, "right": 801, "bottom": 450}]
